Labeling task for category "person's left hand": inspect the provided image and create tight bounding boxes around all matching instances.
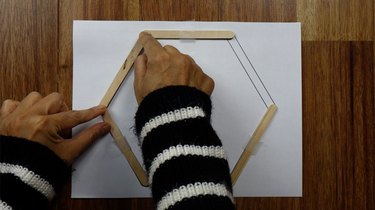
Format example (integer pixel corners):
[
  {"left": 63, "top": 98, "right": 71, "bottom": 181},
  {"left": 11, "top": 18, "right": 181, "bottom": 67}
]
[{"left": 0, "top": 92, "right": 111, "bottom": 164}]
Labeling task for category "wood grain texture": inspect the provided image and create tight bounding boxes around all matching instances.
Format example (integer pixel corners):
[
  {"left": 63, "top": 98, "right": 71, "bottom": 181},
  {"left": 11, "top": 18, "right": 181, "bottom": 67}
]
[
  {"left": 0, "top": 0, "right": 374, "bottom": 209},
  {"left": 140, "top": 0, "right": 296, "bottom": 21},
  {"left": 297, "top": 0, "right": 374, "bottom": 41},
  {"left": 58, "top": 0, "right": 140, "bottom": 107},
  {"left": 140, "top": 0, "right": 196, "bottom": 20},
  {"left": 0, "top": 0, "right": 59, "bottom": 101},
  {"left": 220, "top": 0, "right": 296, "bottom": 22},
  {"left": 302, "top": 42, "right": 374, "bottom": 210}
]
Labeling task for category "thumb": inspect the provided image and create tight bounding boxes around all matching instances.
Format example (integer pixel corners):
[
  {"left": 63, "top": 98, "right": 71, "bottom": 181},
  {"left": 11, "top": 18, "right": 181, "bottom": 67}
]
[
  {"left": 60, "top": 122, "right": 111, "bottom": 164},
  {"left": 134, "top": 54, "right": 147, "bottom": 104}
]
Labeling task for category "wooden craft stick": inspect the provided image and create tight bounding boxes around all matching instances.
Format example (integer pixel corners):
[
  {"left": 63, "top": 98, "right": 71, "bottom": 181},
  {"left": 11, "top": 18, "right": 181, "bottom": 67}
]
[
  {"left": 100, "top": 30, "right": 234, "bottom": 107},
  {"left": 99, "top": 31, "right": 239, "bottom": 187},
  {"left": 231, "top": 104, "right": 278, "bottom": 185},
  {"left": 144, "top": 30, "right": 235, "bottom": 39},
  {"left": 102, "top": 111, "right": 149, "bottom": 186},
  {"left": 100, "top": 38, "right": 143, "bottom": 107}
]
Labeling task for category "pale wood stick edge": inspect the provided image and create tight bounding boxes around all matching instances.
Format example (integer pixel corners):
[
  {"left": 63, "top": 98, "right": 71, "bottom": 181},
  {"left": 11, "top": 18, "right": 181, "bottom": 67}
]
[
  {"left": 144, "top": 30, "right": 235, "bottom": 39},
  {"left": 99, "top": 38, "right": 149, "bottom": 186},
  {"left": 102, "top": 111, "right": 149, "bottom": 187},
  {"left": 100, "top": 33, "right": 243, "bottom": 187},
  {"left": 99, "top": 39, "right": 143, "bottom": 106},
  {"left": 230, "top": 104, "right": 278, "bottom": 185}
]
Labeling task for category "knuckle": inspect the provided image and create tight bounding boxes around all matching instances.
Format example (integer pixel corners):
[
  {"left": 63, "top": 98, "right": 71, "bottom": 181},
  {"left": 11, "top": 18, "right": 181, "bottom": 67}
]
[
  {"left": 183, "top": 53, "right": 194, "bottom": 61},
  {"left": 71, "top": 110, "right": 92, "bottom": 124},
  {"left": 29, "top": 91, "right": 42, "bottom": 98},
  {"left": 2, "top": 99, "right": 15, "bottom": 107},
  {"left": 49, "top": 92, "right": 64, "bottom": 105},
  {"left": 3, "top": 99, "right": 13, "bottom": 104},
  {"left": 49, "top": 92, "right": 63, "bottom": 100},
  {"left": 70, "top": 110, "right": 82, "bottom": 121},
  {"left": 164, "top": 45, "right": 172, "bottom": 48},
  {"left": 163, "top": 45, "right": 175, "bottom": 51},
  {"left": 175, "top": 55, "right": 191, "bottom": 67}
]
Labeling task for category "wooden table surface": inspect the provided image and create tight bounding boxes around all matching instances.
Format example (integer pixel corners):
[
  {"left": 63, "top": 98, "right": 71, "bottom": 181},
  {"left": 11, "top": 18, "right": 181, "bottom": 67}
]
[{"left": 1, "top": 0, "right": 374, "bottom": 209}]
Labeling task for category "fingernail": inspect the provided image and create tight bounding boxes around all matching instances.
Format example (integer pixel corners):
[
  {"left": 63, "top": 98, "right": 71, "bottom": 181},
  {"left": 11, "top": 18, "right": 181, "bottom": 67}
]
[
  {"left": 103, "top": 122, "right": 111, "bottom": 130},
  {"left": 95, "top": 122, "right": 110, "bottom": 137},
  {"left": 98, "top": 122, "right": 111, "bottom": 130},
  {"left": 101, "top": 122, "right": 111, "bottom": 131}
]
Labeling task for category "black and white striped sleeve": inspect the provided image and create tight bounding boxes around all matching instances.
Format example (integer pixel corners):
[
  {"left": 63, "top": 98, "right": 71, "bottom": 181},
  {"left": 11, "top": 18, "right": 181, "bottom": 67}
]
[
  {"left": 0, "top": 136, "right": 70, "bottom": 210},
  {"left": 135, "top": 86, "right": 235, "bottom": 210}
]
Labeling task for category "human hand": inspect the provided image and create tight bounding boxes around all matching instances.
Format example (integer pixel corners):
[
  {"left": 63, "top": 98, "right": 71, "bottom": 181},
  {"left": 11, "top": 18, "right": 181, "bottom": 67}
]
[
  {"left": 0, "top": 92, "right": 110, "bottom": 164},
  {"left": 133, "top": 32, "right": 215, "bottom": 104}
]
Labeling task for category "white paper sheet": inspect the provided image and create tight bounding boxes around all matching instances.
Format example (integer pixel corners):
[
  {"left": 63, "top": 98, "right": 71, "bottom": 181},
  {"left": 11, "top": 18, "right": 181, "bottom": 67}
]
[{"left": 72, "top": 21, "right": 302, "bottom": 198}]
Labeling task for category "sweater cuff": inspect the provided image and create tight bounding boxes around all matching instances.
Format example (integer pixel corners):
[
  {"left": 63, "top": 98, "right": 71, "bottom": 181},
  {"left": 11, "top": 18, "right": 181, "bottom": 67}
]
[
  {"left": 0, "top": 136, "right": 70, "bottom": 200},
  {"left": 135, "top": 86, "right": 212, "bottom": 137}
]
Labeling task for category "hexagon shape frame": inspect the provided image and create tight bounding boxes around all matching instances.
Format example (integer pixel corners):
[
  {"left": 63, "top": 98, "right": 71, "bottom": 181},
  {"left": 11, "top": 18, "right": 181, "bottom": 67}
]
[{"left": 99, "top": 30, "right": 277, "bottom": 187}]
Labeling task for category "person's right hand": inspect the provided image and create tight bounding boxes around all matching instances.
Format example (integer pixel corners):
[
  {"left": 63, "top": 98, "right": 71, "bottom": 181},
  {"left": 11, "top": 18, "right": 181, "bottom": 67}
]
[{"left": 133, "top": 32, "right": 215, "bottom": 104}]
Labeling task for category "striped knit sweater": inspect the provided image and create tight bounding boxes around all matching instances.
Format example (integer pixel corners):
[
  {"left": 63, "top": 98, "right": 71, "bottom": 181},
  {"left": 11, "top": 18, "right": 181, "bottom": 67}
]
[
  {"left": 0, "top": 136, "right": 70, "bottom": 209},
  {"left": 135, "top": 86, "right": 234, "bottom": 210},
  {"left": 0, "top": 86, "right": 235, "bottom": 210}
]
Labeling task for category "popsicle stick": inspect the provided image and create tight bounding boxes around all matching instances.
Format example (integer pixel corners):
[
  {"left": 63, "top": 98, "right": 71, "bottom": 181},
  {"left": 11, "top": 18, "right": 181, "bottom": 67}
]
[
  {"left": 144, "top": 30, "right": 235, "bottom": 39},
  {"left": 231, "top": 104, "right": 278, "bottom": 184},
  {"left": 102, "top": 111, "right": 149, "bottom": 186},
  {"left": 99, "top": 31, "right": 237, "bottom": 187},
  {"left": 100, "top": 38, "right": 143, "bottom": 107},
  {"left": 100, "top": 30, "right": 234, "bottom": 106}
]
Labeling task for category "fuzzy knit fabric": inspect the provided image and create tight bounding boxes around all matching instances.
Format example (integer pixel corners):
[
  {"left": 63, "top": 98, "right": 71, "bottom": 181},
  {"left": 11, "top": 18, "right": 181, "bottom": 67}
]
[
  {"left": 0, "top": 86, "right": 235, "bottom": 210},
  {"left": 135, "top": 86, "right": 235, "bottom": 210},
  {"left": 0, "top": 136, "right": 70, "bottom": 210}
]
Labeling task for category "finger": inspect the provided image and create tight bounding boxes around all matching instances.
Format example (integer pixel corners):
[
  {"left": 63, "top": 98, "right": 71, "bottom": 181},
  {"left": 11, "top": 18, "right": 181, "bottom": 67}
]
[
  {"left": 18, "top": 92, "right": 43, "bottom": 109},
  {"left": 51, "top": 105, "right": 107, "bottom": 129},
  {"left": 164, "top": 45, "right": 180, "bottom": 54},
  {"left": 56, "top": 102, "right": 71, "bottom": 138},
  {"left": 140, "top": 32, "right": 164, "bottom": 57},
  {"left": 134, "top": 54, "right": 148, "bottom": 103},
  {"left": 0, "top": 100, "right": 20, "bottom": 116},
  {"left": 31, "top": 92, "right": 65, "bottom": 115},
  {"left": 59, "top": 122, "right": 111, "bottom": 164},
  {"left": 135, "top": 54, "right": 147, "bottom": 79}
]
